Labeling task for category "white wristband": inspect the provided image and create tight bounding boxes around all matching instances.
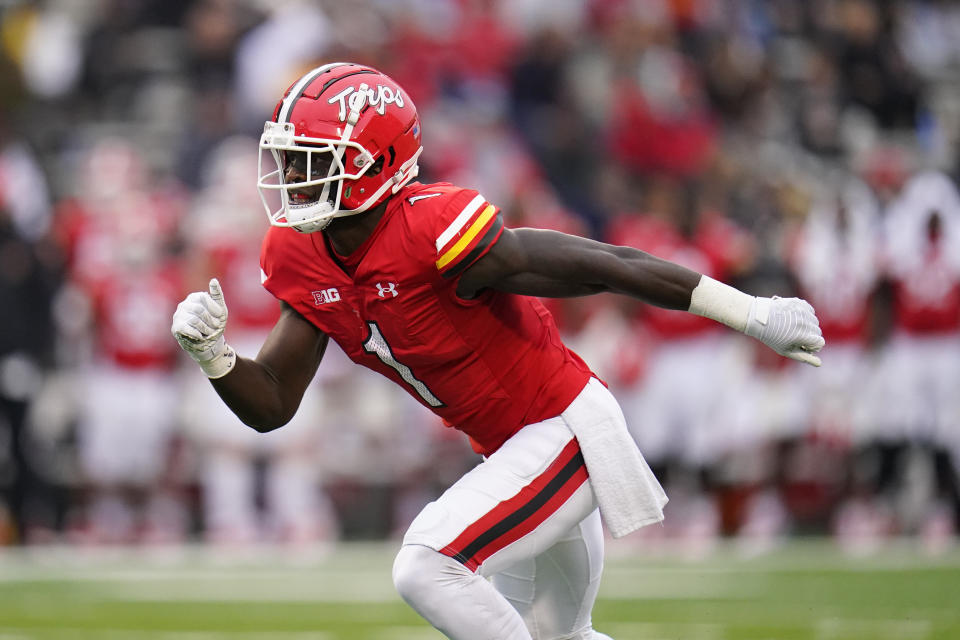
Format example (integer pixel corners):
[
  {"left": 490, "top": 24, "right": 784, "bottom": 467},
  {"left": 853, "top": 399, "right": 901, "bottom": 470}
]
[
  {"left": 198, "top": 343, "right": 237, "bottom": 379},
  {"left": 687, "top": 275, "right": 755, "bottom": 333}
]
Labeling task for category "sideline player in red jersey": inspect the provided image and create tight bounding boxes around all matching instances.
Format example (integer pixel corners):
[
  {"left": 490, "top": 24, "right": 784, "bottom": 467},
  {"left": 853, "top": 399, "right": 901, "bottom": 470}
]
[{"left": 172, "top": 63, "right": 824, "bottom": 640}]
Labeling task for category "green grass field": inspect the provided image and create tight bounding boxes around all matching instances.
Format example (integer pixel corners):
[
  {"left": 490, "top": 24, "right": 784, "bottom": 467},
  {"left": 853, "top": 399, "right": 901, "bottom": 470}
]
[{"left": 0, "top": 539, "right": 958, "bottom": 639}]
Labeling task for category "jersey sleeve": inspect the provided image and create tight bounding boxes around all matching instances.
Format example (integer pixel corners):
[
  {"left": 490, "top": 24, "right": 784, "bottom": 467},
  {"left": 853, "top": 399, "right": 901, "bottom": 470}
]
[
  {"left": 432, "top": 190, "right": 505, "bottom": 279},
  {"left": 259, "top": 227, "right": 280, "bottom": 296},
  {"left": 259, "top": 225, "right": 298, "bottom": 304}
]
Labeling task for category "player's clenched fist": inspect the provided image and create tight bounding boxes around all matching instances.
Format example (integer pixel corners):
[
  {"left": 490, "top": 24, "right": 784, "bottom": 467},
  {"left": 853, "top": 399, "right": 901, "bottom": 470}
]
[
  {"left": 744, "top": 296, "right": 825, "bottom": 367},
  {"left": 171, "top": 278, "right": 236, "bottom": 378}
]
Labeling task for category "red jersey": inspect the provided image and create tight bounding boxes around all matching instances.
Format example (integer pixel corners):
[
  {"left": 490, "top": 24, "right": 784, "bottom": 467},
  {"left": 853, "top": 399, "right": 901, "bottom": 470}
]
[
  {"left": 56, "top": 195, "right": 184, "bottom": 370},
  {"left": 85, "top": 261, "right": 184, "bottom": 370},
  {"left": 799, "top": 278, "right": 874, "bottom": 343},
  {"left": 789, "top": 228, "right": 877, "bottom": 344},
  {"left": 203, "top": 243, "right": 281, "bottom": 332},
  {"left": 891, "top": 246, "right": 960, "bottom": 335},
  {"left": 260, "top": 182, "right": 594, "bottom": 455}
]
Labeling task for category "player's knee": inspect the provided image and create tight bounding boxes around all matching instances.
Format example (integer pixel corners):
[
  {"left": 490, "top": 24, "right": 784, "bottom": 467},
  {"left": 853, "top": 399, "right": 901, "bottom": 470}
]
[
  {"left": 392, "top": 544, "right": 436, "bottom": 605},
  {"left": 392, "top": 544, "right": 467, "bottom": 606}
]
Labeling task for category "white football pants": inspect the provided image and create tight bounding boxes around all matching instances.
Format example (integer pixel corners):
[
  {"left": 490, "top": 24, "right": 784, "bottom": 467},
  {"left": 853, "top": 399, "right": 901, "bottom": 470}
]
[{"left": 393, "top": 381, "right": 618, "bottom": 639}]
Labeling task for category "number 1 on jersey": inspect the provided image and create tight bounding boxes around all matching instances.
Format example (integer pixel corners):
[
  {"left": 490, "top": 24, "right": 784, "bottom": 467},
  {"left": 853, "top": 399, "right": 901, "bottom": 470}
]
[{"left": 362, "top": 322, "right": 445, "bottom": 407}]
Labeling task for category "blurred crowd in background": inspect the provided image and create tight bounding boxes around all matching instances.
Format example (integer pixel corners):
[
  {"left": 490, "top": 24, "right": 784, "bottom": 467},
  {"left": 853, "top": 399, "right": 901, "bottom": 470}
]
[{"left": 2, "top": 0, "right": 960, "bottom": 553}]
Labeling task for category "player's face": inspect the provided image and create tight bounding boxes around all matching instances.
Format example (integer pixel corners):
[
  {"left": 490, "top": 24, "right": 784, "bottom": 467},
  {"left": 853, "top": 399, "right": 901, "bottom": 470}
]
[
  {"left": 282, "top": 149, "right": 335, "bottom": 205},
  {"left": 927, "top": 210, "right": 942, "bottom": 242}
]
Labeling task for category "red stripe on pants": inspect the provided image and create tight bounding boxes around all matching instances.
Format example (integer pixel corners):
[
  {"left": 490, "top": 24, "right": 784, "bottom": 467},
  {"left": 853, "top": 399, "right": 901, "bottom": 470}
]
[{"left": 440, "top": 438, "right": 589, "bottom": 571}]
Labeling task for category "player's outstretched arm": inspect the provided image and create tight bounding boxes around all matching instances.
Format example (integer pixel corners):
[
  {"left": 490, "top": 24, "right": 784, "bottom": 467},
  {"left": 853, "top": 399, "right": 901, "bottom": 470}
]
[
  {"left": 172, "top": 280, "right": 328, "bottom": 431},
  {"left": 459, "top": 227, "right": 825, "bottom": 366}
]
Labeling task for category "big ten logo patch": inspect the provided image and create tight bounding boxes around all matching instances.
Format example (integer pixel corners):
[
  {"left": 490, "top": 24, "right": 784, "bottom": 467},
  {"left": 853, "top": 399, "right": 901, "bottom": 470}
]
[{"left": 312, "top": 288, "right": 341, "bottom": 305}]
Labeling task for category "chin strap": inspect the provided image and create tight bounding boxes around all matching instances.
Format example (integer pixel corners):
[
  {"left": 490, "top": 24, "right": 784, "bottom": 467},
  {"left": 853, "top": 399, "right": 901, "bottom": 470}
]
[{"left": 391, "top": 147, "right": 423, "bottom": 193}]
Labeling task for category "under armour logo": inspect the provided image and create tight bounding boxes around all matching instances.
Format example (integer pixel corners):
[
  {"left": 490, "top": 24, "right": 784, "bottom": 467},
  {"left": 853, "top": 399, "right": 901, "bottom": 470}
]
[{"left": 376, "top": 282, "right": 398, "bottom": 298}]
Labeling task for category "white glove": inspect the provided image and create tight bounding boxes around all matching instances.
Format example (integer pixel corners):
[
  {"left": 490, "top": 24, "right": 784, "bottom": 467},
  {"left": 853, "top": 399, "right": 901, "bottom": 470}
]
[
  {"left": 744, "top": 296, "right": 825, "bottom": 367},
  {"left": 171, "top": 278, "right": 236, "bottom": 379}
]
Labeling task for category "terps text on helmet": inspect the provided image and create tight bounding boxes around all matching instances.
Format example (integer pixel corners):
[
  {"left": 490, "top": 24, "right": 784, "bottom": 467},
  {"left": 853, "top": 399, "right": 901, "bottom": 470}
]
[{"left": 327, "top": 83, "right": 405, "bottom": 122}]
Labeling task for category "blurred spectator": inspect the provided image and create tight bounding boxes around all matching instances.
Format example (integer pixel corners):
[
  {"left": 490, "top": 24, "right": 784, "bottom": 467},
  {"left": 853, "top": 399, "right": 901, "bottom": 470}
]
[
  {"left": 871, "top": 171, "right": 960, "bottom": 448},
  {"left": 176, "top": 0, "right": 259, "bottom": 189},
  {"left": 54, "top": 138, "right": 189, "bottom": 544},
  {"left": 832, "top": 0, "right": 920, "bottom": 130},
  {"left": 233, "top": 0, "right": 332, "bottom": 133},
  {"left": 177, "top": 136, "right": 338, "bottom": 545},
  {"left": 0, "top": 157, "right": 59, "bottom": 543},
  {"left": 789, "top": 174, "right": 881, "bottom": 445},
  {"left": 605, "top": 44, "right": 717, "bottom": 177},
  {"left": 608, "top": 176, "right": 753, "bottom": 469},
  {"left": 860, "top": 171, "right": 960, "bottom": 536}
]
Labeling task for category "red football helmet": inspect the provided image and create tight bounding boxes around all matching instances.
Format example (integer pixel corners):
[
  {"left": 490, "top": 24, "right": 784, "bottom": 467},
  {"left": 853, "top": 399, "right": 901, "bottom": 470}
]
[{"left": 258, "top": 62, "right": 423, "bottom": 232}]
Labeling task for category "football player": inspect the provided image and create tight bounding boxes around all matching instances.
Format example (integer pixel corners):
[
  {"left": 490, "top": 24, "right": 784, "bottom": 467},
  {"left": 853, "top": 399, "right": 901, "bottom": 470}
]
[{"left": 172, "top": 63, "right": 824, "bottom": 640}]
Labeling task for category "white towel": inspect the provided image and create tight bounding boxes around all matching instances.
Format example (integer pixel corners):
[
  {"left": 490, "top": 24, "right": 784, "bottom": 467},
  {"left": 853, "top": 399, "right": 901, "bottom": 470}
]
[{"left": 562, "top": 378, "right": 668, "bottom": 538}]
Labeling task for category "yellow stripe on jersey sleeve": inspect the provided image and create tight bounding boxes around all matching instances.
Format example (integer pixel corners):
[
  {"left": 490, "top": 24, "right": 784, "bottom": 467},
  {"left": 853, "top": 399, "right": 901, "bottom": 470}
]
[{"left": 435, "top": 204, "right": 497, "bottom": 270}]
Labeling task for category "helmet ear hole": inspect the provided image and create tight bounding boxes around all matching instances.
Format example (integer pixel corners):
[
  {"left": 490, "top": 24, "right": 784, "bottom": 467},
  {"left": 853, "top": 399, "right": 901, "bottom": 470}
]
[
  {"left": 368, "top": 155, "right": 385, "bottom": 176},
  {"left": 387, "top": 146, "right": 396, "bottom": 166}
]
